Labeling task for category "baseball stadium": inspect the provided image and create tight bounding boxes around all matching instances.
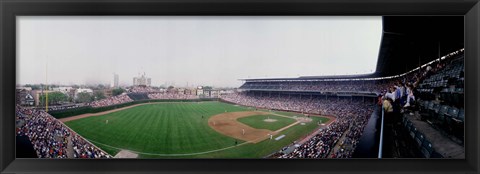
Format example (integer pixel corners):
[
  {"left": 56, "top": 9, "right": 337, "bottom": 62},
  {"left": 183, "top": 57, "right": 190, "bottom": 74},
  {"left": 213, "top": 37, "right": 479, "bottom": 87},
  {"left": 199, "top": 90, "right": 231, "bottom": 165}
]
[{"left": 15, "top": 16, "right": 465, "bottom": 159}]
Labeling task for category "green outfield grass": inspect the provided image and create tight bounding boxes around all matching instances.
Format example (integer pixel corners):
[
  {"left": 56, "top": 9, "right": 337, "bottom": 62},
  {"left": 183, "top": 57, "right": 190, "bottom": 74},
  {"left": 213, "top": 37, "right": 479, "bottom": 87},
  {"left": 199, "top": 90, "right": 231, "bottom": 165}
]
[
  {"left": 237, "top": 115, "right": 296, "bottom": 131},
  {"left": 64, "top": 101, "right": 329, "bottom": 158}
]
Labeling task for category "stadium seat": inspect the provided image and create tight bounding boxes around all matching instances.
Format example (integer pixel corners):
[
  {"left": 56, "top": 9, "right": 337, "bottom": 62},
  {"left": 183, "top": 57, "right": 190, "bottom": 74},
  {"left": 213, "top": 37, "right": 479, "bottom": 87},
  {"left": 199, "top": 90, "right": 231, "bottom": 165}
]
[
  {"left": 440, "top": 89, "right": 448, "bottom": 102},
  {"left": 429, "top": 103, "right": 440, "bottom": 121},
  {"left": 414, "top": 131, "right": 425, "bottom": 148},
  {"left": 410, "top": 127, "right": 417, "bottom": 139},
  {"left": 425, "top": 102, "right": 435, "bottom": 120},
  {"left": 445, "top": 107, "right": 459, "bottom": 133},
  {"left": 423, "top": 101, "right": 431, "bottom": 110},
  {"left": 436, "top": 105, "right": 449, "bottom": 127},
  {"left": 456, "top": 80, "right": 464, "bottom": 88},
  {"left": 417, "top": 100, "right": 424, "bottom": 109},
  {"left": 453, "top": 90, "right": 464, "bottom": 108},
  {"left": 453, "top": 109, "right": 465, "bottom": 140},
  {"left": 406, "top": 121, "right": 413, "bottom": 132}
]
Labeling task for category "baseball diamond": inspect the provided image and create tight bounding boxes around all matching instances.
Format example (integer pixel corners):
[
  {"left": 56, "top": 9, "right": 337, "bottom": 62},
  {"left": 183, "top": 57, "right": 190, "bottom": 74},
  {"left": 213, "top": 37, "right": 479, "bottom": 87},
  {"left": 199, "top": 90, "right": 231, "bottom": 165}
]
[{"left": 63, "top": 101, "right": 331, "bottom": 158}]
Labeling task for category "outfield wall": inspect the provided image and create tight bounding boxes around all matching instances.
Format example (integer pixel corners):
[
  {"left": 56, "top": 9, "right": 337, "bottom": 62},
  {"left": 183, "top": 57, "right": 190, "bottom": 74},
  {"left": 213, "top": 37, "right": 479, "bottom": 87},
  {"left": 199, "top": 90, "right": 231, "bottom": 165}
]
[{"left": 49, "top": 98, "right": 219, "bottom": 119}]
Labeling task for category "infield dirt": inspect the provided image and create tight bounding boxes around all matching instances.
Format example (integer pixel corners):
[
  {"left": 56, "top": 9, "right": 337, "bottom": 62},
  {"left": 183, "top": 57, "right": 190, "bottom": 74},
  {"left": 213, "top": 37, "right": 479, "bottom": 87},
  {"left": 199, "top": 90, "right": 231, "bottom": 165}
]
[{"left": 208, "top": 111, "right": 302, "bottom": 143}]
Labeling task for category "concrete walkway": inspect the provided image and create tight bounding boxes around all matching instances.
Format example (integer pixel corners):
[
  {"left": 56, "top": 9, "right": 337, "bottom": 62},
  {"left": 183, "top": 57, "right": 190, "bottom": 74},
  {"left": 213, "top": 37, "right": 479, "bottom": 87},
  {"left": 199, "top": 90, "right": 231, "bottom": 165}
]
[
  {"left": 66, "top": 135, "right": 74, "bottom": 158},
  {"left": 327, "top": 125, "right": 352, "bottom": 158}
]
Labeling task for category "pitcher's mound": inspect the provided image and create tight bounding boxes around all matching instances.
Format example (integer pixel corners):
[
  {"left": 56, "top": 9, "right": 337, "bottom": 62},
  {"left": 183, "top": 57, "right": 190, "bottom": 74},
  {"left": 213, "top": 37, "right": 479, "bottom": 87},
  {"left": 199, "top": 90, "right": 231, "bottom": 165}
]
[
  {"left": 114, "top": 150, "right": 139, "bottom": 158},
  {"left": 264, "top": 119, "right": 277, "bottom": 122}
]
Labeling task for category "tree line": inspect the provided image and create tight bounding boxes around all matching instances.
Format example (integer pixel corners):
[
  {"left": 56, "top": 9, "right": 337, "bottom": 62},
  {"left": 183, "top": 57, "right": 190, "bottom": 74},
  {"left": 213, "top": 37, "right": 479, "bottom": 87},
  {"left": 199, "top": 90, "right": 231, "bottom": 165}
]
[{"left": 38, "top": 88, "right": 126, "bottom": 105}]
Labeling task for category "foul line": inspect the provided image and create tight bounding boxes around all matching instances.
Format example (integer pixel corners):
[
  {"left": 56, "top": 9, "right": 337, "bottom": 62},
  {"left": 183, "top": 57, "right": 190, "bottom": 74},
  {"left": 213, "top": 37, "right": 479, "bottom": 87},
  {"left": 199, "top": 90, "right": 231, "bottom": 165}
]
[{"left": 86, "top": 139, "right": 250, "bottom": 157}]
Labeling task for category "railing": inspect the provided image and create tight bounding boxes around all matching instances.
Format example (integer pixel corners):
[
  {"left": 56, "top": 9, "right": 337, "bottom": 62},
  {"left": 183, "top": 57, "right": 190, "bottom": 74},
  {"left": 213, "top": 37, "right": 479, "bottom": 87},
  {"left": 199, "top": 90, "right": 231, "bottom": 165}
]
[{"left": 378, "top": 103, "right": 385, "bottom": 158}]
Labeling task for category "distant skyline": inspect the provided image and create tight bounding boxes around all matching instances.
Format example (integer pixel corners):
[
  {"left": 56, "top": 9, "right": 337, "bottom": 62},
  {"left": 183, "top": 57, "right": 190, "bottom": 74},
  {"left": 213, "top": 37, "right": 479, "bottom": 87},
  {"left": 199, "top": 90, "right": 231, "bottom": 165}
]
[{"left": 17, "top": 16, "right": 382, "bottom": 88}]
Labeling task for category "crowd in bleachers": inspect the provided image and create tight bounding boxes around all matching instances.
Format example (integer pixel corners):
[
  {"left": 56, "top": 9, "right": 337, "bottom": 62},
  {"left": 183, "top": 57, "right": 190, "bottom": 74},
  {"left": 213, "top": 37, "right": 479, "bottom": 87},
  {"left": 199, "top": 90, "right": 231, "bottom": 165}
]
[
  {"left": 71, "top": 134, "right": 110, "bottom": 158},
  {"left": 148, "top": 92, "right": 199, "bottom": 100},
  {"left": 239, "top": 80, "right": 396, "bottom": 94},
  {"left": 129, "top": 86, "right": 160, "bottom": 93},
  {"left": 16, "top": 106, "right": 69, "bottom": 158},
  {"left": 15, "top": 105, "right": 111, "bottom": 158},
  {"left": 331, "top": 111, "right": 370, "bottom": 158},
  {"left": 89, "top": 94, "right": 133, "bottom": 108},
  {"left": 82, "top": 89, "right": 201, "bottom": 108},
  {"left": 38, "top": 104, "right": 85, "bottom": 112}
]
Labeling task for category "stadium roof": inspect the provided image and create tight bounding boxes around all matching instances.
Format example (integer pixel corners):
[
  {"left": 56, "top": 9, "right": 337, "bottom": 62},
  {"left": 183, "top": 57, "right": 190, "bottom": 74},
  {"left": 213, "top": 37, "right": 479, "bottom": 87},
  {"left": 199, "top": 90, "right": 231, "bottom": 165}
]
[
  {"left": 374, "top": 16, "right": 464, "bottom": 77},
  {"left": 241, "top": 16, "right": 464, "bottom": 81}
]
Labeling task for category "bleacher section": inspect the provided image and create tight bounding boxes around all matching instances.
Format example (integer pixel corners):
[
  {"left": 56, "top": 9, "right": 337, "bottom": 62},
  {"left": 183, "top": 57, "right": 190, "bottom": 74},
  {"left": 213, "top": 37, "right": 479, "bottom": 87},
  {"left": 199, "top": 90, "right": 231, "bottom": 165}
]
[
  {"left": 127, "top": 93, "right": 150, "bottom": 101},
  {"left": 398, "top": 54, "right": 464, "bottom": 158},
  {"left": 239, "top": 80, "right": 391, "bottom": 95},
  {"left": 417, "top": 55, "right": 464, "bottom": 107},
  {"left": 416, "top": 55, "right": 464, "bottom": 140},
  {"left": 402, "top": 113, "right": 464, "bottom": 158}
]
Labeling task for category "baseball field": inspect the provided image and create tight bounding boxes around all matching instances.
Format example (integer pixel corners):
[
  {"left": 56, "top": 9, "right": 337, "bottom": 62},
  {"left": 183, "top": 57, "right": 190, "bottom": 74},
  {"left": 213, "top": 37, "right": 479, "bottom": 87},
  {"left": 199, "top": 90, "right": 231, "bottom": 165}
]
[{"left": 63, "top": 101, "right": 332, "bottom": 158}]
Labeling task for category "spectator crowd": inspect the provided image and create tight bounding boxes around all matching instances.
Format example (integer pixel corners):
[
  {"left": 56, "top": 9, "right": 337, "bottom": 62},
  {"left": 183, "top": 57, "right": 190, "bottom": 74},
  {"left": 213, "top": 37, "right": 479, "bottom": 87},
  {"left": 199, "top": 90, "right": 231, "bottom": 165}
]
[
  {"left": 16, "top": 105, "right": 112, "bottom": 158},
  {"left": 89, "top": 94, "right": 133, "bottom": 108},
  {"left": 38, "top": 104, "right": 86, "bottom": 112},
  {"left": 222, "top": 94, "right": 374, "bottom": 158},
  {"left": 71, "top": 134, "right": 110, "bottom": 158},
  {"left": 148, "top": 92, "right": 199, "bottom": 100},
  {"left": 239, "top": 80, "right": 396, "bottom": 94},
  {"left": 129, "top": 86, "right": 160, "bottom": 93}
]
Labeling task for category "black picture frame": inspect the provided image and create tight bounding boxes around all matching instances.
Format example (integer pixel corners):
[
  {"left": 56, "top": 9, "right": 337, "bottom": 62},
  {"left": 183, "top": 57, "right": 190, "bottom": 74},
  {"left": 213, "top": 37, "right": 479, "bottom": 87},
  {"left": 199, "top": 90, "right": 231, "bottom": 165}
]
[{"left": 1, "top": 0, "right": 479, "bottom": 173}]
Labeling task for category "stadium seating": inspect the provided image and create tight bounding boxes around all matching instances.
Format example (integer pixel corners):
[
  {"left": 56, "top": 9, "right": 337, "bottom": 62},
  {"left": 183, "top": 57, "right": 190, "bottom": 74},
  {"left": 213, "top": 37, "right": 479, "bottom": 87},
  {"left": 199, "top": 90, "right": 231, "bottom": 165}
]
[
  {"left": 429, "top": 103, "right": 440, "bottom": 123},
  {"left": 401, "top": 114, "right": 440, "bottom": 158},
  {"left": 452, "top": 109, "right": 464, "bottom": 140},
  {"left": 127, "top": 93, "right": 150, "bottom": 101},
  {"left": 410, "top": 127, "right": 417, "bottom": 139},
  {"left": 420, "top": 139, "right": 434, "bottom": 158},
  {"left": 435, "top": 105, "right": 449, "bottom": 127},
  {"left": 414, "top": 131, "right": 425, "bottom": 148},
  {"left": 445, "top": 107, "right": 459, "bottom": 133},
  {"left": 404, "top": 54, "right": 464, "bottom": 149}
]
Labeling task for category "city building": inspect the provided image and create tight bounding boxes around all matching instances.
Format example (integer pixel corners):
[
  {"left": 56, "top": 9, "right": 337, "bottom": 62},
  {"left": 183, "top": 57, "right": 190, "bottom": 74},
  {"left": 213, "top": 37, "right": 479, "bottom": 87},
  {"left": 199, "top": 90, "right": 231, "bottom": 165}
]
[
  {"left": 112, "top": 73, "right": 119, "bottom": 88},
  {"left": 133, "top": 73, "right": 151, "bottom": 87},
  {"left": 104, "top": 89, "right": 113, "bottom": 97},
  {"left": 74, "top": 88, "right": 93, "bottom": 99},
  {"left": 16, "top": 87, "right": 34, "bottom": 106},
  {"left": 196, "top": 86, "right": 204, "bottom": 96},
  {"left": 52, "top": 87, "right": 74, "bottom": 94}
]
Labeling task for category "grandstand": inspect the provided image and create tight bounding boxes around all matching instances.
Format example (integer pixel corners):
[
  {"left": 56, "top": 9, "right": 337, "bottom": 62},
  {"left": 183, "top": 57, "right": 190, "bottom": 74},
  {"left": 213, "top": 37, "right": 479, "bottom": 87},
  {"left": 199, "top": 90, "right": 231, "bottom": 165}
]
[
  {"left": 224, "top": 16, "right": 465, "bottom": 158},
  {"left": 224, "top": 49, "right": 464, "bottom": 158}
]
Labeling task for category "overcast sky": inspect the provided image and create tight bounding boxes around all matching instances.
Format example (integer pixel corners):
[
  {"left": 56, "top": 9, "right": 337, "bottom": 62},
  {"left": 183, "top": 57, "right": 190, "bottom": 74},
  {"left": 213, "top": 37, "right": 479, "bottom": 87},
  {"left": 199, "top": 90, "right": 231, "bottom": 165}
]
[{"left": 17, "top": 16, "right": 382, "bottom": 88}]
